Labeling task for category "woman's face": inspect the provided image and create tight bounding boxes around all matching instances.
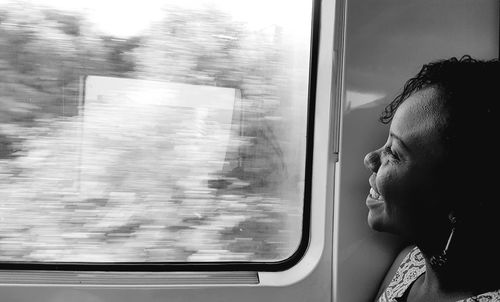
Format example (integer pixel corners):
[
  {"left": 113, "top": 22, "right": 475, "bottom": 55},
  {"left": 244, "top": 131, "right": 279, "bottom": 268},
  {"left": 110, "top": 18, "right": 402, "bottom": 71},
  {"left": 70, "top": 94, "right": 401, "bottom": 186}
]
[{"left": 363, "top": 87, "right": 450, "bottom": 238}]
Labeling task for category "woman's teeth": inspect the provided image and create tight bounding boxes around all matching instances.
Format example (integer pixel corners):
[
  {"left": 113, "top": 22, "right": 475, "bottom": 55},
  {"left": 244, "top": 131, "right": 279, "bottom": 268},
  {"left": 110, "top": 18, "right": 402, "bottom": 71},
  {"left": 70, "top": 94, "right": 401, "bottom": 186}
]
[{"left": 370, "top": 188, "right": 381, "bottom": 200}]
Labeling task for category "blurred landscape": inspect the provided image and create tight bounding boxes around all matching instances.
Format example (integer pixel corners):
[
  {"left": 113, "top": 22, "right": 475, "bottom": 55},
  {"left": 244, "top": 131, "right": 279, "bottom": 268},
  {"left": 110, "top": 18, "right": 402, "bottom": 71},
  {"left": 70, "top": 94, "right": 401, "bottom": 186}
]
[{"left": 0, "top": 1, "right": 309, "bottom": 262}]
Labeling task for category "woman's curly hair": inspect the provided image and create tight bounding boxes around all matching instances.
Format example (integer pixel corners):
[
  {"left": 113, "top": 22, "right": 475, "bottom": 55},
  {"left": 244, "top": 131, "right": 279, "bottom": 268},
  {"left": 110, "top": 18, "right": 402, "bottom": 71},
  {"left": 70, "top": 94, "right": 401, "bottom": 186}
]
[{"left": 380, "top": 55, "right": 498, "bottom": 124}]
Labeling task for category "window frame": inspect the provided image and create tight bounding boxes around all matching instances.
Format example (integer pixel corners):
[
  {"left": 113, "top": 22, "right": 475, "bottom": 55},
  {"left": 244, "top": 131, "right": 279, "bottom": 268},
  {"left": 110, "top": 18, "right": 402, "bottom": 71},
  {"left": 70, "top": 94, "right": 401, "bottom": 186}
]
[{"left": 0, "top": 0, "right": 322, "bottom": 273}]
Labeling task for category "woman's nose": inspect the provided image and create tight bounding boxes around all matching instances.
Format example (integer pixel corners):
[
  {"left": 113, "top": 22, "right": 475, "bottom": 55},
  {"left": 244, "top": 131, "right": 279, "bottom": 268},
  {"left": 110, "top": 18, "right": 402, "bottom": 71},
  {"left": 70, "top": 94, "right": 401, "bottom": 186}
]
[{"left": 364, "top": 150, "right": 380, "bottom": 173}]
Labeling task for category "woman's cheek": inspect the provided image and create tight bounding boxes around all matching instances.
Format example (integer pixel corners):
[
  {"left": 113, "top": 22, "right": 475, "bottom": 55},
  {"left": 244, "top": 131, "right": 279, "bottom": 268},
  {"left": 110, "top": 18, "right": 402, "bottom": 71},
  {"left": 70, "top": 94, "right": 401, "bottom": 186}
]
[{"left": 376, "top": 171, "right": 396, "bottom": 201}]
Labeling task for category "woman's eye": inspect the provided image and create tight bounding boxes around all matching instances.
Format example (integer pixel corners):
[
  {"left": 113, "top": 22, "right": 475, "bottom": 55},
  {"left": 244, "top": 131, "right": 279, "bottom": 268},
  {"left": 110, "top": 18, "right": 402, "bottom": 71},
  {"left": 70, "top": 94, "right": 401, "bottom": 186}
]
[{"left": 384, "top": 147, "right": 399, "bottom": 160}]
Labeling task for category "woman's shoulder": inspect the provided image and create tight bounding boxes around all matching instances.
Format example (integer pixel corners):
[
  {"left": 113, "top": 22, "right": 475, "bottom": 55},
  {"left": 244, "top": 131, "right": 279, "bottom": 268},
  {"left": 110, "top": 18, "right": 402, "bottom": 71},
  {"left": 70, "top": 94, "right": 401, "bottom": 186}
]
[
  {"left": 374, "top": 245, "right": 425, "bottom": 301},
  {"left": 463, "top": 290, "right": 500, "bottom": 302},
  {"left": 374, "top": 246, "right": 500, "bottom": 302}
]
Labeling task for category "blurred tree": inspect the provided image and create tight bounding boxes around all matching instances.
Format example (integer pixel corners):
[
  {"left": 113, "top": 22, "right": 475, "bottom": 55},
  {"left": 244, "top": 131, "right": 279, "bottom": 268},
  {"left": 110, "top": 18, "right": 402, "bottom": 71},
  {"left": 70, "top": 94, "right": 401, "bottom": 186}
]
[
  {"left": 0, "top": 2, "right": 302, "bottom": 262},
  {"left": 0, "top": 4, "right": 141, "bottom": 126},
  {"left": 131, "top": 6, "right": 290, "bottom": 195}
]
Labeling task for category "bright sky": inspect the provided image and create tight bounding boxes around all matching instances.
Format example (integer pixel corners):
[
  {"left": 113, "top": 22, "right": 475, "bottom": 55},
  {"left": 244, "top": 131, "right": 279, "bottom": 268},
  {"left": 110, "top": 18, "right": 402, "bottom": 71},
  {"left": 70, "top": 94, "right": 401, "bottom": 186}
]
[{"left": 0, "top": 0, "right": 312, "bottom": 37}]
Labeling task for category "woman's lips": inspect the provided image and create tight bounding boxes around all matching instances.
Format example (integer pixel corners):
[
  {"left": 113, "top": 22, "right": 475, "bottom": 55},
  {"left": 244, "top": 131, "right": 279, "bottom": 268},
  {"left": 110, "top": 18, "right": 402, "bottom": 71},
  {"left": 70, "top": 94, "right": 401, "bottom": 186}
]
[
  {"left": 366, "top": 193, "right": 385, "bottom": 207},
  {"left": 366, "top": 176, "right": 384, "bottom": 208},
  {"left": 368, "top": 174, "right": 383, "bottom": 199}
]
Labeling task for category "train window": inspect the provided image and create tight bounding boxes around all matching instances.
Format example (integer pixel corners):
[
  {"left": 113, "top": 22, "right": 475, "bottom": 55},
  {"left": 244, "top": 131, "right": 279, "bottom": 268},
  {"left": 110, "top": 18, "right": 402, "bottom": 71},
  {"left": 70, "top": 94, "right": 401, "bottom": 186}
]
[{"left": 0, "top": 0, "right": 313, "bottom": 267}]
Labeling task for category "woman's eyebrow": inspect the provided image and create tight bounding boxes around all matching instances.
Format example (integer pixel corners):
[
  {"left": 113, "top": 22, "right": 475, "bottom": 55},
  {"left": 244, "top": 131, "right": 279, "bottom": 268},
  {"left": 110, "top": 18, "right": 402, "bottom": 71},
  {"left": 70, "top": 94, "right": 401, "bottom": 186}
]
[{"left": 390, "top": 132, "right": 411, "bottom": 152}]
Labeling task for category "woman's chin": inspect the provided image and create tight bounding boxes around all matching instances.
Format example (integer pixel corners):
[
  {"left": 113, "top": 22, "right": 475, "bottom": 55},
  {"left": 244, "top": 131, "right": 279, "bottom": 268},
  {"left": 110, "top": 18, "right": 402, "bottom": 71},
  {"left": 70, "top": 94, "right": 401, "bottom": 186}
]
[{"left": 367, "top": 211, "right": 387, "bottom": 232}]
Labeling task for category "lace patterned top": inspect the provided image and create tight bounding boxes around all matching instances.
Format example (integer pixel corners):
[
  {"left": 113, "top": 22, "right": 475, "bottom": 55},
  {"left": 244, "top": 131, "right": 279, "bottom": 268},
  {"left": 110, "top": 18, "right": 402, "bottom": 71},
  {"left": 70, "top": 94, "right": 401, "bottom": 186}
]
[{"left": 378, "top": 246, "right": 500, "bottom": 302}]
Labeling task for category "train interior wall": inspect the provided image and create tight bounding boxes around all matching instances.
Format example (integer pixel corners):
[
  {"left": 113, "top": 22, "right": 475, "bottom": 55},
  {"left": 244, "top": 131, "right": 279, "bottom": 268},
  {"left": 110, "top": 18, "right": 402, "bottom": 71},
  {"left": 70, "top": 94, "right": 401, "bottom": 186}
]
[{"left": 336, "top": 1, "right": 499, "bottom": 301}]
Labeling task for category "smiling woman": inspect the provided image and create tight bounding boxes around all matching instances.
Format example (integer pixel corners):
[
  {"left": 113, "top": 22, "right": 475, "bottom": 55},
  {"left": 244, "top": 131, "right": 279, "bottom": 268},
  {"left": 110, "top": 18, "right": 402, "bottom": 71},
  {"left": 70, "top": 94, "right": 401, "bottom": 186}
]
[
  {"left": 364, "top": 87, "right": 449, "bottom": 236},
  {"left": 364, "top": 56, "right": 500, "bottom": 302}
]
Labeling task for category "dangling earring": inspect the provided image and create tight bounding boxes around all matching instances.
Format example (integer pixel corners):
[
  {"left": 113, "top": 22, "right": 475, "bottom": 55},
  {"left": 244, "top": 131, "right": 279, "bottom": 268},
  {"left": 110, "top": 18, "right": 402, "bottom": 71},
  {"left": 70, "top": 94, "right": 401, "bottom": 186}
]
[{"left": 430, "top": 213, "right": 457, "bottom": 268}]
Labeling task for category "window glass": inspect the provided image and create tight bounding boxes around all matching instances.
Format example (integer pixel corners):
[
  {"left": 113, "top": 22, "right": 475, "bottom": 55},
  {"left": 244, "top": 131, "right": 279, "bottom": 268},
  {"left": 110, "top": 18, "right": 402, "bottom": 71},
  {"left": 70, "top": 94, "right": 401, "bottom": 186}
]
[{"left": 0, "top": 0, "right": 312, "bottom": 262}]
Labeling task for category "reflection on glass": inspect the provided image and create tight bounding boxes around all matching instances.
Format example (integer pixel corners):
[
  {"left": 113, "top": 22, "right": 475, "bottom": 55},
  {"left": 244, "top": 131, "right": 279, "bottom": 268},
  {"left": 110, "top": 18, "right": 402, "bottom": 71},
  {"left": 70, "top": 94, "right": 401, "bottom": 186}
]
[{"left": 0, "top": 0, "right": 311, "bottom": 262}]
